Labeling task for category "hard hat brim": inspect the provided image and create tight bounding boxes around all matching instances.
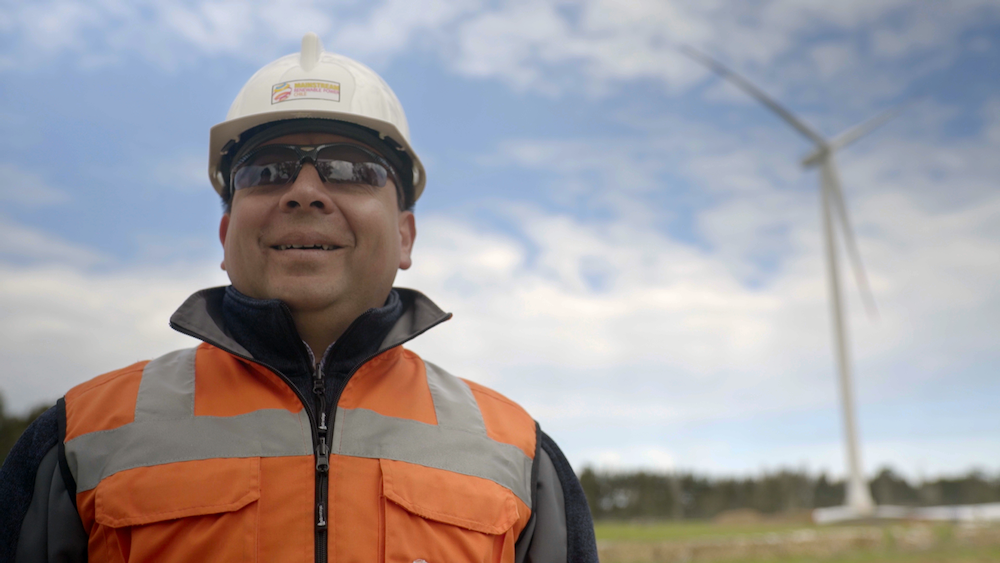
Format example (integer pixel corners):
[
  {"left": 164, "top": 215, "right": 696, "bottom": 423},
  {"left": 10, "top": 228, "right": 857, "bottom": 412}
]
[{"left": 208, "top": 109, "right": 426, "bottom": 202}]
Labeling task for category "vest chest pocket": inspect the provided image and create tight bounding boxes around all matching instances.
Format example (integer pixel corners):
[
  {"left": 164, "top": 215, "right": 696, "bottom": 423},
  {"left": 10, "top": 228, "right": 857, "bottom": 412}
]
[
  {"left": 94, "top": 457, "right": 260, "bottom": 563},
  {"left": 379, "top": 459, "right": 520, "bottom": 563}
]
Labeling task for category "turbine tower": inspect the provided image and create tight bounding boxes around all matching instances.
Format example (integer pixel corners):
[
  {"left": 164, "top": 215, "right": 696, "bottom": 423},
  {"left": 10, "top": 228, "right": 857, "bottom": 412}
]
[{"left": 680, "top": 47, "right": 902, "bottom": 518}]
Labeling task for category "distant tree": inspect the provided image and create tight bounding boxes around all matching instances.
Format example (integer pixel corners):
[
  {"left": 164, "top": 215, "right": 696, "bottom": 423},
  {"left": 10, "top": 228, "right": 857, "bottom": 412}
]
[
  {"left": 0, "top": 392, "right": 53, "bottom": 465},
  {"left": 579, "top": 466, "right": 600, "bottom": 511},
  {"left": 925, "top": 472, "right": 999, "bottom": 505},
  {"left": 870, "top": 467, "right": 920, "bottom": 505},
  {"left": 813, "top": 473, "right": 845, "bottom": 508},
  {"left": 579, "top": 465, "right": 1000, "bottom": 521}
]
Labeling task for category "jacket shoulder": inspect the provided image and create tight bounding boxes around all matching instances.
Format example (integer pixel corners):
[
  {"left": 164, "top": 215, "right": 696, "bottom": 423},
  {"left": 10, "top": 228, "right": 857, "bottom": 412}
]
[
  {"left": 63, "top": 361, "right": 148, "bottom": 441},
  {"left": 63, "top": 345, "right": 201, "bottom": 441},
  {"left": 462, "top": 378, "right": 537, "bottom": 459},
  {"left": 65, "top": 360, "right": 147, "bottom": 401}
]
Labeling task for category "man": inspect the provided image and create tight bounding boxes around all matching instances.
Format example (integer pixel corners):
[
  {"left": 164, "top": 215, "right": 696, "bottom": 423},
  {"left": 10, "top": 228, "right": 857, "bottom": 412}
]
[{"left": 0, "top": 33, "right": 598, "bottom": 562}]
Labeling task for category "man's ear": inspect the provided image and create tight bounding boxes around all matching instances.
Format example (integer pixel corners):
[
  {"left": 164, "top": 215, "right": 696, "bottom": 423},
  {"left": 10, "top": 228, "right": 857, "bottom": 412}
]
[
  {"left": 219, "top": 214, "right": 230, "bottom": 271},
  {"left": 398, "top": 211, "right": 416, "bottom": 270}
]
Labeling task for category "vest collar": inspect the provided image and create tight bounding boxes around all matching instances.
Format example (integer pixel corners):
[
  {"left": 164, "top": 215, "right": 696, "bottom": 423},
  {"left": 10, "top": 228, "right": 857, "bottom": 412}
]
[{"left": 169, "top": 286, "right": 451, "bottom": 373}]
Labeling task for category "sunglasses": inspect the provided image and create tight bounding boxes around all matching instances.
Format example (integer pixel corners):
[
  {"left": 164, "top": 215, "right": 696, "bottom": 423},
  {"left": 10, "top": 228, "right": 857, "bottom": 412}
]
[{"left": 230, "top": 143, "right": 398, "bottom": 196}]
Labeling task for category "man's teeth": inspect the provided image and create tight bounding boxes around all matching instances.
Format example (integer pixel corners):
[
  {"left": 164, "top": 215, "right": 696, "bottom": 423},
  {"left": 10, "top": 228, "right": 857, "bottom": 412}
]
[{"left": 275, "top": 244, "right": 337, "bottom": 250}]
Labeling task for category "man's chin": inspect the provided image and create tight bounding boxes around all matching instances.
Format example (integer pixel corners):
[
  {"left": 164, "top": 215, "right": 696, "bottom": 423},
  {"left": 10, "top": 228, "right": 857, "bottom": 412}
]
[{"left": 268, "top": 287, "right": 344, "bottom": 313}]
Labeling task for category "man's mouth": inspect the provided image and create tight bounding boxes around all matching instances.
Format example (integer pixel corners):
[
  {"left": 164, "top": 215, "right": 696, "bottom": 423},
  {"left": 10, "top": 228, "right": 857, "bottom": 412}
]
[{"left": 271, "top": 244, "right": 340, "bottom": 251}]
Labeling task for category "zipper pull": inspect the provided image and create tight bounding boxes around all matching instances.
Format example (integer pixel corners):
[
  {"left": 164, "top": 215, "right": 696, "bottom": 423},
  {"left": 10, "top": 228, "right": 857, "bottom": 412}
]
[
  {"left": 316, "top": 437, "right": 330, "bottom": 472},
  {"left": 313, "top": 372, "right": 325, "bottom": 395},
  {"left": 317, "top": 502, "right": 327, "bottom": 528},
  {"left": 313, "top": 373, "right": 328, "bottom": 431}
]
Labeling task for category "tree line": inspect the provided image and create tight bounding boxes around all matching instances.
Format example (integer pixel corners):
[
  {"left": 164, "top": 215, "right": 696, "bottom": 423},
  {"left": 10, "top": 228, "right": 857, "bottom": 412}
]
[
  {"left": 580, "top": 466, "right": 1000, "bottom": 520},
  {"left": 0, "top": 395, "right": 52, "bottom": 466},
  {"left": 3, "top": 394, "right": 998, "bottom": 521}
]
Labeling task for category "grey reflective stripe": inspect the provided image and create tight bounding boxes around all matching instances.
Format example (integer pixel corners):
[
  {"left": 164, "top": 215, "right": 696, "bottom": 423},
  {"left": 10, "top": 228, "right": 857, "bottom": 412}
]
[
  {"left": 332, "top": 408, "right": 533, "bottom": 507},
  {"left": 330, "top": 360, "right": 533, "bottom": 508},
  {"left": 134, "top": 348, "right": 197, "bottom": 420},
  {"left": 65, "top": 347, "right": 312, "bottom": 492},
  {"left": 66, "top": 348, "right": 534, "bottom": 508},
  {"left": 66, "top": 409, "right": 313, "bottom": 492},
  {"left": 424, "top": 361, "right": 487, "bottom": 435}
]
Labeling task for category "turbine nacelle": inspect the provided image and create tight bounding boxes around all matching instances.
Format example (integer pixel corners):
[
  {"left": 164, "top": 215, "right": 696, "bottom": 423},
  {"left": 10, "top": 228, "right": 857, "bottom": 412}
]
[
  {"left": 801, "top": 145, "right": 830, "bottom": 169},
  {"left": 804, "top": 106, "right": 907, "bottom": 169}
]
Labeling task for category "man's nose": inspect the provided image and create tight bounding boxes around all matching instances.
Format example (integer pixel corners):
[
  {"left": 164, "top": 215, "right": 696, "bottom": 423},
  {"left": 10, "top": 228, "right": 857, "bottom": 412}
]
[{"left": 278, "top": 163, "right": 334, "bottom": 212}]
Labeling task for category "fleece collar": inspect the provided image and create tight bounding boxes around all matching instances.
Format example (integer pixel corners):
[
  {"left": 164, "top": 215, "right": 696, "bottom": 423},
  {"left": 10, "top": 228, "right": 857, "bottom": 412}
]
[{"left": 169, "top": 286, "right": 451, "bottom": 392}]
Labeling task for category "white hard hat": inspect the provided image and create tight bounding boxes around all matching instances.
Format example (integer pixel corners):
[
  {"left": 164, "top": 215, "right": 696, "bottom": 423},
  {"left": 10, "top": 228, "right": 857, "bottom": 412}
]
[{"left": 208, "top": 32, "right": 426, "bottom": 203}]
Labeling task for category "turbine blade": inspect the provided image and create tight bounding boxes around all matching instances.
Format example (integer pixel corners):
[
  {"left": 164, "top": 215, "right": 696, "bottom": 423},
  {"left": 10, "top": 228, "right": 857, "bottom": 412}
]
[
  {"left": 821, "top": 157, "right": 879, "bottom": 320},
  {"left": 679, "top": 45, "right": 826, "bottom": 147},
  {"left": 829, "top": 104, "right": 908, "bottom": 153}
]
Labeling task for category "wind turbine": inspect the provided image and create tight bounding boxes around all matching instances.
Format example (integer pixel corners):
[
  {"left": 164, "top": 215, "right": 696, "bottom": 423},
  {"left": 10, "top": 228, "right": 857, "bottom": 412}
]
[{"left": 680, "top": 46, "right": 902, "bottom": 519}]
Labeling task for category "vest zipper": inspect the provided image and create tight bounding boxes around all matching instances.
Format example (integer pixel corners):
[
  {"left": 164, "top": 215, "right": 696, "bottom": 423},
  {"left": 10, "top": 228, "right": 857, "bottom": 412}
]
[
  {"left": 167, "top": 325, "right": 328, "bottom": 562},
  {"left": 317, "top": 319, "right": 450, "bottom": 560},
  {"left": 170, "top": 303, "right": 451, "bottom": 563},
  {"left": 313, "top": 347, "right": 400, "bottom": 562},
  {"left": 164, "top": 329, "right": 365, "bottom": 563},
  {"left": 313, "top": 362, "right": 329, "bottom": 563}
]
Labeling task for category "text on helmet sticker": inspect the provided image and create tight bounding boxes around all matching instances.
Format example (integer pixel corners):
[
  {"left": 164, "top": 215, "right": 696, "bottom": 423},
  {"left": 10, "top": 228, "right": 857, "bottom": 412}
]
[{"left": 271, "top": 80, "right": 341, "bottom": 104}]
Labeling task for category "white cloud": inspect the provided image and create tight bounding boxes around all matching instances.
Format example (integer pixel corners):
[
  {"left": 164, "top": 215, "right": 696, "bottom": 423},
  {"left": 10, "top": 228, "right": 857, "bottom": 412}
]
[
  {"left": 327, "top": 0, "right": 482, "bottom": 61},
  {"left": 393, "top": 188, "right": 999, "bottom": 470},
  {"left": 579, "top": 445, "right": 677, "bottom": 472},
  {"left": 0, "top": 219, "right": 106, "bottom": 267},
  {"left": 0, "top": 163, "right": 70, "bottom": 205},
  {"left": 2, "top": 100, "right": 997, "bottom": 473},
  {"left": 0, "top": 254, "right": 228, "bottom": 413},
  {"left": 0, "top": 1, "right": 997, "bottom": 477},
  {"left": 395, "top": 96, "right": 1000, "bottom": 472},
  {"left": 809, "top": 42, "right": 857, "bottom": 79},
  {"left": 0, "top": 216, "right": 227, "bottom": 413},
  {"left": 2, "top": 1, "right": 997, "bottom": 107},
  {"left": 444, "top": 0, "right": 999, "bottom": 105},
  {"left": 399, "top": 180, "right": 999, "bottom": 416},
  {"left": 0, "top": 0, "right": 336, "bottom": 70},
  {"left": 661, "top": 435, "right": 1000, "bottom": 479}
]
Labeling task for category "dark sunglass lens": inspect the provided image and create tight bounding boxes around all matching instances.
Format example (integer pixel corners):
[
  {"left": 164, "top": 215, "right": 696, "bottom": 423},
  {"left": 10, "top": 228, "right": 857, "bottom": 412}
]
[
  {"left": 232, "top": 147, "right": 300, "bottom": 190},
  {"left": 316, "top": 160, "right": 388, "bottom": 187},
  {"left": 316, "top": 146, "right": 389, "bottom": 187},
  {"left": 354, "top": 162, "right": 388, "bottom": 187},
  {"left": 233, "top": 162, "right": 298, "bottom": 190}
]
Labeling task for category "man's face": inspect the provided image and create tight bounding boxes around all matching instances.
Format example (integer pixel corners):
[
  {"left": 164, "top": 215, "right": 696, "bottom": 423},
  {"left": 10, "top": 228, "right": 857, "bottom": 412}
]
[{"left": 219, "top": 131, "right": 415, "bottom": 315}]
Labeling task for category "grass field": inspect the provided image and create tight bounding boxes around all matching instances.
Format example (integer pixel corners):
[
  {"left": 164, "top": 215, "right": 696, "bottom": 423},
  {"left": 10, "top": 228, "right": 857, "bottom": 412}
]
[
  {"left": 716, "top": 547, "right": 1000, "bottom": 563},
  {"left": 596, "top": 520, "right": 817, "bottom": 542},
  {"left": 594, "top": 520, "right": 1000, "bottom": 563}
]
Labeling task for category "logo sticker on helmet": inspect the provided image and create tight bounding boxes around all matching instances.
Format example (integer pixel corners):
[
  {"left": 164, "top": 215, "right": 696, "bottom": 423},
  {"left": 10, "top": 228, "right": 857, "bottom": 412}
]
[{"left": 271, "top": 80, "right": 341, "bottom": 104}]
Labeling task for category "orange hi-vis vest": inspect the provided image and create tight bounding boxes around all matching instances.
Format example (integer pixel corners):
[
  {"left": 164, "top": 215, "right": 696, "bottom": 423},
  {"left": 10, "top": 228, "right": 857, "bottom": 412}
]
[{"left": 61, "top": 338, "right": 537, "bottom": 562}]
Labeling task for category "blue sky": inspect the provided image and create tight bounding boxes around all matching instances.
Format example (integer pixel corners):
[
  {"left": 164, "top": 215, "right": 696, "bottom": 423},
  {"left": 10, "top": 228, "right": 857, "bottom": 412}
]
[{"left": 1, "top": 0, "right": 999, "bottom": 480}]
